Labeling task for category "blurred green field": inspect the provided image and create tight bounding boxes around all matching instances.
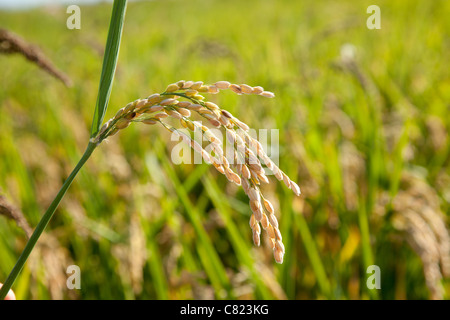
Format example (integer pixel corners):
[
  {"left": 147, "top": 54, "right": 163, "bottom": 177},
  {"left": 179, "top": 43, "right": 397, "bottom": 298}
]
[{"left": 0, "top": 0, "right": 449, "bottom": 300}]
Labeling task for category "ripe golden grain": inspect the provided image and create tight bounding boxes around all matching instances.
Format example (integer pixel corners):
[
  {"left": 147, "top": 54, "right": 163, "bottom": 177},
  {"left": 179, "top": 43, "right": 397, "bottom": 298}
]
[
  {"left": 165, "top": 83, "right": 180, "bottom": 92},
  {"left": 177, "top": 108, "right": 191, "bottom": 117},
  {"left": 191, "top": 81, "right": 204, "bottom": 90},
  {"left": 240, "top": 84, "right": 253, "bottom": 94},
  {"left": 229, "top": 84, "right": 242, "bottom": 94},
  {"left": 92, "top": 80, "right": 298, "bottom": 264},
  {"left": 160, "top": 98, "right": 177, "bottom": 106}
]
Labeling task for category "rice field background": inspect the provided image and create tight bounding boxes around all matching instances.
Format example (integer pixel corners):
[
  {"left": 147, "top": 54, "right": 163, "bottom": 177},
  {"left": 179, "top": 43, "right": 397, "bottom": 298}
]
[{"left": 0, "top": 0, "right": 449, "bottom": 300}]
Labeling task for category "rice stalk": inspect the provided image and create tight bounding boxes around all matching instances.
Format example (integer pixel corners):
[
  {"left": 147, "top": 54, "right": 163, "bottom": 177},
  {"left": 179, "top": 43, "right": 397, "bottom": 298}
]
[{"left": 91, "top": 81, "right": 301, "bottom": 263}]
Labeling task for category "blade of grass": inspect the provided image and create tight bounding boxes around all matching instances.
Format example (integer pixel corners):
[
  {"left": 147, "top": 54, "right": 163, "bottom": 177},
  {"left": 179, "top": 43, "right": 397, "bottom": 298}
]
[
  {"left": 90, "top": 0, "right": 128, "bottom": 138},
  {"left": 294, "top": 208, "right": 332, "bottom": 298},
  {"left": 358, "top": 197, "right": 379, "bottom": 300},
  {"left": 202, "top": 173, "right": 275, "bottom": 299},
  {"left": 161, "top": 165, "right": 232, "bottom": 297},
  {"left": 134, "top": 188, "right": 169, "bottom": 299},
  {"left": 147, "top": 234, "right": 169, "bottom": 299},
  {"left": 151, "top": 142, "right": 232, "bottom": 298},
  {"left": 0, "top": 0, "right": 128, "bottom": 299}
]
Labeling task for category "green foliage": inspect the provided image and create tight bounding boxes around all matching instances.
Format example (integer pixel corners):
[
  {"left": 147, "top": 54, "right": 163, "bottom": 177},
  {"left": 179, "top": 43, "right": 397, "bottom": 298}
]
[{"left": 0, "top": 0, "right": 449, "bottom": 299}]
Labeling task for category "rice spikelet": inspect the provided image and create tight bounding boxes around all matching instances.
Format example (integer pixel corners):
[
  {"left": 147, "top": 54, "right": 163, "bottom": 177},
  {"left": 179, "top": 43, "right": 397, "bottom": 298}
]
[{"left": 91, "top": 81, "right": 300, "bottom": 264}]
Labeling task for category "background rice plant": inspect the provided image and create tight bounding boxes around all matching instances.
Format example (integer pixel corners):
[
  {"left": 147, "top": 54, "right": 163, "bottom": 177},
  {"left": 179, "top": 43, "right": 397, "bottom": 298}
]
[{"left": 0, "top": 0, "right": 449, "bottom": 299}]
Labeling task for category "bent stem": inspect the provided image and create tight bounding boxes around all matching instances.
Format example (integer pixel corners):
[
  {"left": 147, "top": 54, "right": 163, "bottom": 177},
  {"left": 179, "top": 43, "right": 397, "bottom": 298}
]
[{"left": 0, "top": 142, "right": 97, "bottom": 299}]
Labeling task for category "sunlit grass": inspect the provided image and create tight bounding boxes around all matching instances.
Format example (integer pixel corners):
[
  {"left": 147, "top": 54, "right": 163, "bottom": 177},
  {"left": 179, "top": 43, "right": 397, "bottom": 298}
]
[{"left": 0, "top": 0, "right": 449, "bottom": 299}]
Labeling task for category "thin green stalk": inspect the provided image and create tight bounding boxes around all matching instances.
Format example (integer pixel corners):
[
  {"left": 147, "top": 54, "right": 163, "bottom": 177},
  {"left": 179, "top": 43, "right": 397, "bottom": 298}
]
[
  {"left": 0, "top": 0, "right": 127, "bottom": 299},
  {"left": 294, "top": 211, "right": 332, "bottom": 298},
  {"left": 0, "top": 143, "right": 96, "bottom": 299},
  {"left": 202, "top": 173, "right": 274, "bottom": 299},
  {"left": 358, "top": 198, "right": 379, "bottom": 300}
]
